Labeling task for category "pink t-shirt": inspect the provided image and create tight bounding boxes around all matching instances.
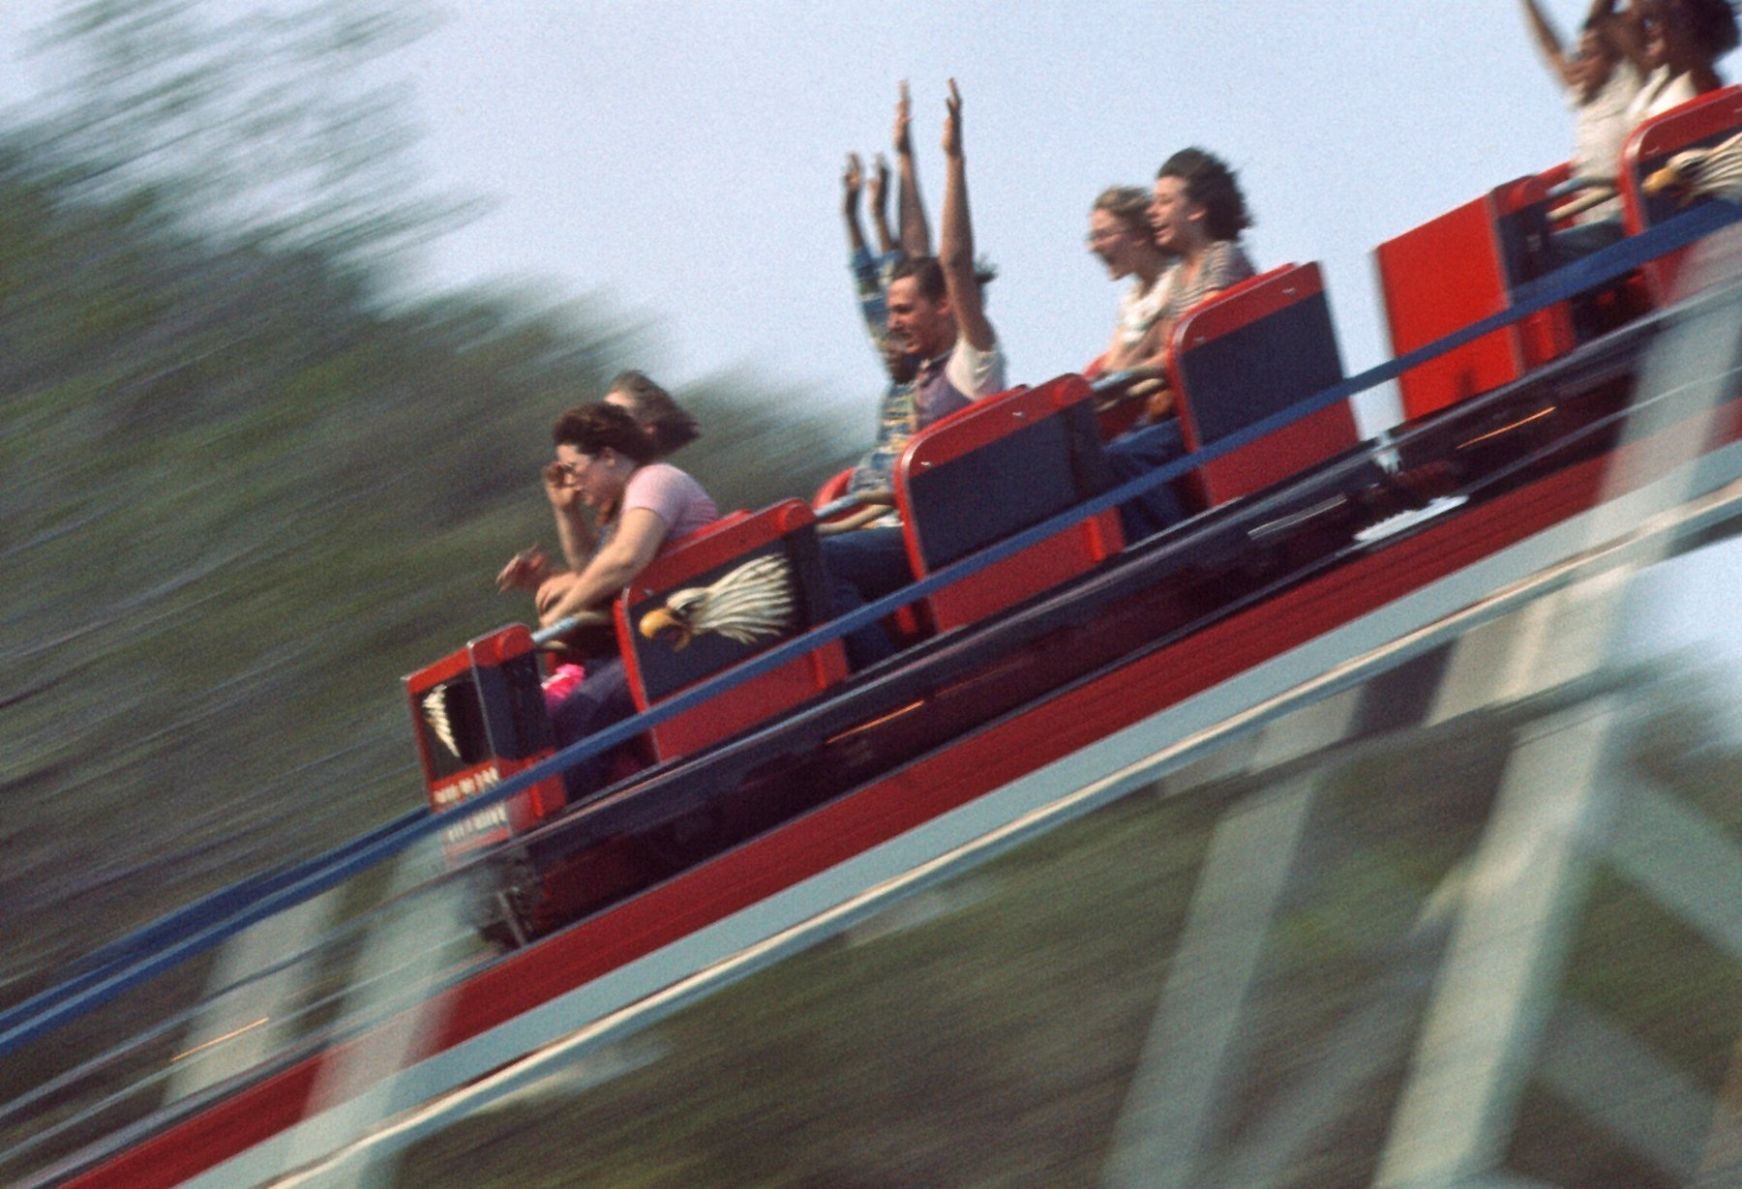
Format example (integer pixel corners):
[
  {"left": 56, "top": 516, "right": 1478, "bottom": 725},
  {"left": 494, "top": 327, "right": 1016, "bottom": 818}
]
[{"left": 622, "top": 462, "right": 718, "bottom": 549}]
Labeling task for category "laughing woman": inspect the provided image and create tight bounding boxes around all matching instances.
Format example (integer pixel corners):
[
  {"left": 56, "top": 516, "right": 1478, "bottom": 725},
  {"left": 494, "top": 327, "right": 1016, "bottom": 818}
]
[{"left": 1103, "top": 147, "right": 1257, "bottom": 540}]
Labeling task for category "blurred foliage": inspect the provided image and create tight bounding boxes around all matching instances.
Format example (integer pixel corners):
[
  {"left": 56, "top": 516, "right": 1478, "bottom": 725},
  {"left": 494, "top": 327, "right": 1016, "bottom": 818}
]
[
  {"left": 0, "top": 0, "right": 856, "bottom": 994},
  {"left": 34, "top": 0, "right": 451, "bottom": 267}
]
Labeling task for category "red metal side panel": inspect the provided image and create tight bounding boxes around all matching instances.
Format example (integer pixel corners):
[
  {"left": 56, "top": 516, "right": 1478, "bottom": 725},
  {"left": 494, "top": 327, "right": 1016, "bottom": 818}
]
[{"left": 1376, "top": 193, "right": 1524, "bottom": 420}]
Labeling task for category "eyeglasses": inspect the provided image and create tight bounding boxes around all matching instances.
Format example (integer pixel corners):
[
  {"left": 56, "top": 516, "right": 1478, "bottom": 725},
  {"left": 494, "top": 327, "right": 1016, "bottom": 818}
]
[{"left": 1086, "top": 227, "right": 1127, "bottom": 245}]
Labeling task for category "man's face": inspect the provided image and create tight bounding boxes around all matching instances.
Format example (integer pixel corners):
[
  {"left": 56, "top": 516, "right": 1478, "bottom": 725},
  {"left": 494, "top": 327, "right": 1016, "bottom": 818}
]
[
  {"left": 1088, "top": 208, "right": 1145, "bottom": 279},
  {"left": 885, "top": 276, "right": 952, "bottom": 358}
]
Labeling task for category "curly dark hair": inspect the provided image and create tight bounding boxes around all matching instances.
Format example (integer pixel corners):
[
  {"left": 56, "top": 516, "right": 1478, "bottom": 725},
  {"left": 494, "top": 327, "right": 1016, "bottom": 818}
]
[
  {"left": 1672, "top": 0, "right": 1741, "bottom": 58},
  {"left": 1158, "top": 147, "right": 1254, "bottom": 242},
  {"left": 551, "top": 401, "right": 657, "bottom": 466},
  {"left": 607, "top": 370, "right": 700, "bottom": 456}
]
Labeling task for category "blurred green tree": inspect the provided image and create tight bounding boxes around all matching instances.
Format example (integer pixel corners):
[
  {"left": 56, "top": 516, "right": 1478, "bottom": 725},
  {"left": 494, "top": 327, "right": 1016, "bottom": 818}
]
[{"left": 0, "top": 2, "right": 855, "bottom": 992}]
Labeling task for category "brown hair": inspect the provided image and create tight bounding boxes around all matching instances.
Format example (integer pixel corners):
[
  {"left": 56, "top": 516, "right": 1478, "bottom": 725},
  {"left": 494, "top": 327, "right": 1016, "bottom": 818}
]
[
  {"left": 1158, "top": 147, "right": 1254, "bottom": 242},
  {"left": 551, "top": 401, "right": 657, "bottom": 466},
  {"left": 607, "top": 370, "right": 700, "bottom": 456}
]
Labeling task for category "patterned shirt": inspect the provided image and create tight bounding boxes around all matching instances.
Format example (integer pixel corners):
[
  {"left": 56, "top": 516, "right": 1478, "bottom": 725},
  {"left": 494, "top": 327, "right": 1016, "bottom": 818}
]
[
  {"left": 847, "top": 246, "right": 921, "bottom": 497},
  {"left": 1154, "top": 239, "right": 1256, "bottom": 331}
]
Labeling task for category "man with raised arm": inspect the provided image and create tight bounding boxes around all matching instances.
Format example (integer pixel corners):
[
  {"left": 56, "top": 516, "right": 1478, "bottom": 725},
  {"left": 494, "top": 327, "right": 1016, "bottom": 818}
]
[
  {"left": 823, "top": 79, "right": 1008, "bottom": 669},
  {"left": 884, "top": 78, "right": 1005, "bottom": 429},
  {"left": 839, "top": 82, "right": 945, "bottom": 519}
]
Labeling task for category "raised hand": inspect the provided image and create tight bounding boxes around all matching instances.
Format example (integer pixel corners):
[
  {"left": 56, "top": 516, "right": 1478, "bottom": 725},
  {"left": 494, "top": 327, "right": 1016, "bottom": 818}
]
[
  {"left": 496, "top": 544, "right": 551, "bottom": 593},
  {"left": 843, "top": 151, "right": 864, "bottom": 199},
  {"left": 942, "top": 78, "right": 962, "bottom": 159},
  {"left": 542, "top": 460, "right": 580, "bottom": 512},
  {"left": 869, "top": 152, "right": 889, "bottom": 210},
  {"left": 893, "top": 80, "right": 913, "bottom": 156}
]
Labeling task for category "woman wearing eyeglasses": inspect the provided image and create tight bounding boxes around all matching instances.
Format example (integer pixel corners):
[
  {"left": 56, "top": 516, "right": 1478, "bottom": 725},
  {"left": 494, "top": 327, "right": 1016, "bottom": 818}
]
[
  {"left": 496, "top": 402, "right": 718, "bottom": 779},
  {"left": 504, "top": 371, "right": 700, "bottom": 589},
  {"left": 1085, "top": 185, "right": 1175, "bottom": 376}
]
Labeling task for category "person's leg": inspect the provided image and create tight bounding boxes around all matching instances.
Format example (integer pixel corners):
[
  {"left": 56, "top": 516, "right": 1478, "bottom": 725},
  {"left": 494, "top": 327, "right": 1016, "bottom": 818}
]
[
  {"left": 823, "top": 525, "right": 911, "bottom": 596},
  {"left": 1550, "top": 217, "right": 1628, "bottom": 339},
  {"left": 820, "top": 527, "right": 909, "bottom": 669},
  {"left": 548, "top": 657, "right": 635, "bottom": 798},
  {"left": 1106, "top": 419, "right": 1188, "bottom": 541},
  {"left": 1550, "top": 216, "right": 1624, "bottom": 267}
]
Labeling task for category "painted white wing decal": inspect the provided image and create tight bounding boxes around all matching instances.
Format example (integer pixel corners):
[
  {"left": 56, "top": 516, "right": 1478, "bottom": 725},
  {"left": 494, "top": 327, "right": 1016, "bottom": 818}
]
[
  {"left": 422, "top": 686, "right": 460, "bottom": 758},
  {"left": 638, "top": 555, "right": 797, "bottom": 651}
]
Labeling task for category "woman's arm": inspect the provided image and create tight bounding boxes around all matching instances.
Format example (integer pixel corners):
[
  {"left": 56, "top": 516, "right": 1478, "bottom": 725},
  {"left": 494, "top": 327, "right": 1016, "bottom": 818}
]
[
  {"left": 869, "top": 153, "right": 897, "bottom": 256},
  {"left": 538, "top": 506, "right": 669, "bottom": 626},
  {"left": 1520, "top": 0, "right": 1578, "bottom": 88},
  {"left": 543, "top": 461, "right": 598, "bottom": 571},
  {"left": 842, "top": 152, "right": 870, "bottom": 258}
]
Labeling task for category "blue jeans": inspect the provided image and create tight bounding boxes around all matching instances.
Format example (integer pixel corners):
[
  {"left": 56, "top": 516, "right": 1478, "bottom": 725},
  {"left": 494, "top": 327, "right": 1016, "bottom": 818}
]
[
  {"left": 820, "top": 527, "right": 907, "bottom": 669},
  {"left": 1106, "top": 419, "right": 1189, "bottom": 541},
  {"left": 1550, "top": 216, "right": 1624, "bottom": 267}
]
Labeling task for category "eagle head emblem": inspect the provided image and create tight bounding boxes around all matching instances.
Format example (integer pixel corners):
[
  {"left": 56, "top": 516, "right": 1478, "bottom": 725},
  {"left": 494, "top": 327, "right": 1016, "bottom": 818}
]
[
  {"left": 638, "top": 555, "right": 796, "bottom": 651},
  {"left": 1645, "top": 130, "right": 1742, "bottom": 206}
]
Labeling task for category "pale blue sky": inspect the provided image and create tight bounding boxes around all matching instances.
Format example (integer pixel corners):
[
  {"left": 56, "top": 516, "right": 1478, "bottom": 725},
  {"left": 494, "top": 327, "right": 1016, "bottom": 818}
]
[
  {"left": 383, "top": 0, "right": 1583, "bottom": 433},
  {"left": 0, "top": 0, "right": 1596, "bottom": 431}
]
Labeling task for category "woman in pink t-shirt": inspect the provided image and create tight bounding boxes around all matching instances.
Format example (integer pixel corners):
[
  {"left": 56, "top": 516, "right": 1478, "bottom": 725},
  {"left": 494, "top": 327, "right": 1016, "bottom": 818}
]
[
  {"left": 495, "top": 402, "right": 718, "bottom": 782},
  {"left": 496, "top": 401, "right": 717, "bottom": 626}
]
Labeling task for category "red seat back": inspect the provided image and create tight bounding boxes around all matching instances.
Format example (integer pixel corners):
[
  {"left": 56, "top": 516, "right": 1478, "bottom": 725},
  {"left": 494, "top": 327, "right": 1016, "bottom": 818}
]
[
  {"left": 1621, "top": 84, "right": 1742, "bottom": 303},
  {"left": 895, "top": 376, "right": 1123, "bottom": 632},
  {"left": 403, "top": 624, "right": 567, "bottom": 858},
  {"left": 616, "top": 500, "right": 848, "bottom": 761},
  {"left": 1376, "top": 178, "right": 1574, "bottom": 420},
  {"left": 1166, "top": 262, "right": 1360, "bottom": 507}
]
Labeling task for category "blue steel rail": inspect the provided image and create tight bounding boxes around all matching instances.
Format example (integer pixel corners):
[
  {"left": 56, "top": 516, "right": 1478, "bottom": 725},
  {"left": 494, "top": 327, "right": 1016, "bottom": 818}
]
[{"left": 4, "top": 200, "right": 1741, "bottom": 1062}]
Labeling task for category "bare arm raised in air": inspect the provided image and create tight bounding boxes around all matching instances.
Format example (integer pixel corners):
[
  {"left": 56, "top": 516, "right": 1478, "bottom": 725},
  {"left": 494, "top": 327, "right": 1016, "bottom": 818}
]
[
  {"left": 842, "top": 152, "right": 870, "bottom": 258},
  {"left": 1519, "top": 0, "right": 1579, "bottom": 86},
  {"left": 869, "top": 153, "right": 896, "bottom": 255},
  {"left": 937, "top": 79, "right": 995, "bottom": 353},
  {"left": 894, "top": 81, "right": 931, "bottom": 259}
]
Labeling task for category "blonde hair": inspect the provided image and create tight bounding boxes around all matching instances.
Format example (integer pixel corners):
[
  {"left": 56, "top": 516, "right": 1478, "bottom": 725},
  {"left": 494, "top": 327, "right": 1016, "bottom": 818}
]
[{"left": 1092, "top": 185, "right": 1152, "bottom": 235}]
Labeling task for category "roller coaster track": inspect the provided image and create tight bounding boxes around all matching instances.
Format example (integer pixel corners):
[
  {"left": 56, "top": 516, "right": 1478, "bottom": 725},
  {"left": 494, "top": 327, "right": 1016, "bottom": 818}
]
[{"left": 11, "top": 214, "right": 1742, "bottom": 1187}]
